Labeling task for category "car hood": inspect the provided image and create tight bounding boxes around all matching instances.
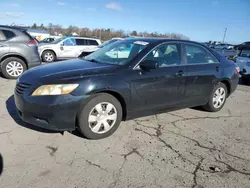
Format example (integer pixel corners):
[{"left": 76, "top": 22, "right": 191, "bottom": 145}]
[
  {"left": 19, "top": 59, "right": 117, "bottom": 84},
  {"left": 38, "top": 43, "right": 56, "bottom": 48}
]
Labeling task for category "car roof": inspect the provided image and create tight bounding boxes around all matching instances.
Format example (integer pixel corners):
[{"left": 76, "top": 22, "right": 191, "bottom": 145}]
[
  {"left": 0, "top": 25, "right": 27, "bottom": 31},
  {"left": 119, "top": 37, "right": 202, "bottom": 45},
  {"left": 66, "top": 36, "right": 100, "bottom": 40}
]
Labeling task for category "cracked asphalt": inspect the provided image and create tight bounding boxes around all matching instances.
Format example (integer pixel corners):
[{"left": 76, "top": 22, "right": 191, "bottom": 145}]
[{"left": 1, "top": 77, "right": 250, "bottom": 188}]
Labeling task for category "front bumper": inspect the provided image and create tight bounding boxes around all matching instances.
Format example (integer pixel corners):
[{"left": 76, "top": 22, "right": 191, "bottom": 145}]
[{"left": 14, "top": 91, "right": 85, "bottom": 131}]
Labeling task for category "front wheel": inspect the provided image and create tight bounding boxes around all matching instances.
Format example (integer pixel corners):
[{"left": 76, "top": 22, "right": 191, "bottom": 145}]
[
  {"left": 78, "top": 93, "right": 123, "bottom": 139},
  {"left": 203, "top": 82, "right": 228, "bottom": 112}
]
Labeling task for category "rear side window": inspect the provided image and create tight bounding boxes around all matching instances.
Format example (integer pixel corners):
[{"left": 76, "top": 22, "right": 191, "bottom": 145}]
[
  {"left": 2, "top": 30, "right": 16, "bottom": 39},
  {"left": 88, "top": 40, "right": 99, "bottom": 46},
  {"left": 76, "top": 39, "right": 86, "bottom": 46},
  {"left": 184, "top": 44, "right": 219, "bottom": 64}
]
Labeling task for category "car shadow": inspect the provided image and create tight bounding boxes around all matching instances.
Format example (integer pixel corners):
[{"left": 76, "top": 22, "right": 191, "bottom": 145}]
[
  {"left": 6, "top": 95, "right": 60, "bottom": 134},
  {"left": 238, "top": 78, "right": 250, "bottom": 86},
  {"left": 0, "top": 153, "right": 3, "bottom": 176}
]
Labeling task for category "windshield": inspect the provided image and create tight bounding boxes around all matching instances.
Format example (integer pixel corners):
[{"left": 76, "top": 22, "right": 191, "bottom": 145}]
[
  {"left": 51, "top": 37, "right": 66, "bottom": 44},
  {"left": 84, "top": 39, "right": 150, "bottom": 65},
  {"left": 98, "top": 39, "right": 120, "bottom": 48}
]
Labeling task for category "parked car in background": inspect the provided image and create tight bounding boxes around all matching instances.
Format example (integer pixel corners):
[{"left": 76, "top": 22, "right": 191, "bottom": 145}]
[
  {"left": 234, "top": 48, "right": 250, "bottom": 83},
  {"left": 234, "top": 41, "right": 250, "bottom": 50},
  {"left": 39, "top": 36, "right": 101, "bottom": 62},
  {"left": 0, "top": 25, "right": 41, "bottom": 79},
  {"left": 78, "top": 38, "right": 123, "bottom": 58},
  {"left": 15, "top": 38, "right": 239, "bottom": 139},
  {"left": 214, "top": 43, "right": 234, "bottom": 50},
  {"left": 39, "top": 37, "right": 57, "bottom": 44}
]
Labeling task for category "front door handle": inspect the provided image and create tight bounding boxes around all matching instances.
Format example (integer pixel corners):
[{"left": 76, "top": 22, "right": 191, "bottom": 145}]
[
  {"left": 0, "top": 45, "right": 6, "bottom": 47},
  {"left": 176, "top": 70, "right": 184, "bottom": 77}
]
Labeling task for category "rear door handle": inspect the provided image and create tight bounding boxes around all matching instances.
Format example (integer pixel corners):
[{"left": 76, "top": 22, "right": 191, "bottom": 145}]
[
  {"left": 176, "top": 70, "right": 184, "bottom": 77},
  {"left": 0, "top": 45, "right": 6, "bottom": 47}
]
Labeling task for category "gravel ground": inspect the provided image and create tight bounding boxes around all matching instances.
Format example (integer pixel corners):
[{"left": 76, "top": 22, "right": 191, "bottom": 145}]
[{"left": 0, "top": 77, "right": 250, "bottom": 188}]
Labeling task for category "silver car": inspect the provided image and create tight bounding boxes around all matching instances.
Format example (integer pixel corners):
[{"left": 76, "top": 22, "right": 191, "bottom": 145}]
[
  {"left": 39, "top": 36, "right": 101, "bottom": 62},
  {"left": 0, "top": 25, "right": 41, "bottom": 79},
  {"left": 235, "top": 48, "right": 250, "bottom": 82}
]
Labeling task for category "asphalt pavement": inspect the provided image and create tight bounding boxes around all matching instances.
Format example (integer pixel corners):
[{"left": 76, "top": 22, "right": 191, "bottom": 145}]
[{"left": 0, "top": 78, "right": 250, "bottom": 188}]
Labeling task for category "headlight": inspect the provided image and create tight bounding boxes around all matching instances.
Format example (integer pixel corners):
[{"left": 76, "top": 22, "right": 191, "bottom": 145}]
[{"left": 32, "top": 84, "right": 79, "bottom": 96}]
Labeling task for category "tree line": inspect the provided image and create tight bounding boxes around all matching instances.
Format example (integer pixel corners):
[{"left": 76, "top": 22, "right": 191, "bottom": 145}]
[{"left": 30, "top": 23, "right": 189, "bottom": 41}]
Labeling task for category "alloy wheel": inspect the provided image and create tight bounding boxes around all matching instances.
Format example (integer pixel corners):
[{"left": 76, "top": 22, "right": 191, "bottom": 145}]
[
  {"left": 88, "top": 102, "right": 117, "bottom": 134},
  {"left": 212, "top": 87, "right": 226, "bottom": 108},
  {"left": 5, "top": 61, "right": 24, "bottom": 77},
  {"left": 44, "top": 52, "right": 54, "bottom": 62}
]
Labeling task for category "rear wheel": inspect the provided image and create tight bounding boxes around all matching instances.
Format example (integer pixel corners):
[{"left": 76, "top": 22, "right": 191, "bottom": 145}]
[
  {"left": 78, "top": 93, "right": 123, "bottom": 139},
  {"left": 42, "top": 50, "right": 56, "bottom": 63},
  {"left": 203, "top": 82, "right": 228, "bottom": 112},
  {"left": 1, "top": 57, "right": 27, "bottom": 79}
]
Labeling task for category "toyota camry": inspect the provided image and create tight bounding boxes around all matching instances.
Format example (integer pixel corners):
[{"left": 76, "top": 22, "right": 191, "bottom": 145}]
[{"left": 14, "top": 38, "right": 239, "bottom": 139}]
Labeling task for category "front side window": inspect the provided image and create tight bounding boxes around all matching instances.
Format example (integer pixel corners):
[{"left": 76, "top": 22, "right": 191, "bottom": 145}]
[
  {"left": 184, "top": 44, "right": 218, "bottom": 64},
  {"left": 63, "top": 38, "right": 76, "bottom": 46},
  {"left": 142, "top": 43, "right": 181, "bottom": 67},
  {"left": 84, "top": 39, "right": 150, "bottom": 65}
]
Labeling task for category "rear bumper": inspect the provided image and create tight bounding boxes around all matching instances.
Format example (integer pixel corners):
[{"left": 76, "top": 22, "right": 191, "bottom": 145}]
[{"left": 14, "top": 91, "right": 85, "bottom": 131}]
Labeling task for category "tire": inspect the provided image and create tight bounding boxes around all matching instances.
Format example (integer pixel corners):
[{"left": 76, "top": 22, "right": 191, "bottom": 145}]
[
  {"left": 203, "top": 82, "right": 228, "bottom": 112},
  {"left": 0, "top": 57, "right": 27, "bottom": 79},
  {"left": 42, "top": 50, "right": 56, "bottom": 63},
  {"left": 78, "top": 93, "right": 123, "bottom": 139}
]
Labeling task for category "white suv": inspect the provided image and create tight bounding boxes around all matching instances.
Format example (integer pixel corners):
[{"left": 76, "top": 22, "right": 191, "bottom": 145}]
[{"left": 39, "top": 36, "right": 101, "bottom": 62}]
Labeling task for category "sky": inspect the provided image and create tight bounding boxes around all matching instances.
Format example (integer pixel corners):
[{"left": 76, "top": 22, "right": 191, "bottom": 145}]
[{"left": 0, "top": 0, "right": 249, "bottom": 44}]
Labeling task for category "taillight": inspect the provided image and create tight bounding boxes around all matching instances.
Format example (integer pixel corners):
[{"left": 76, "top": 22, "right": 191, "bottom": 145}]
[
  {"left": 235, "top": 66, "right": 240, "bottom": 74},
  {"left": 26, "top": 39, "right": 38, "bottom": 47}
]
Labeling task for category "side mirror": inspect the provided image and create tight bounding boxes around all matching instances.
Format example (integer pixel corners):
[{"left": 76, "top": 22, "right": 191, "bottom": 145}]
[{"left": 140, "top": 60, "right": 159, "bottom": 70}]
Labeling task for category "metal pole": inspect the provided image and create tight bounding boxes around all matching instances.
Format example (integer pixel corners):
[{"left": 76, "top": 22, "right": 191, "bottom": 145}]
[{"left": 223, "top": 28, "right": 227, "bottom": 43}]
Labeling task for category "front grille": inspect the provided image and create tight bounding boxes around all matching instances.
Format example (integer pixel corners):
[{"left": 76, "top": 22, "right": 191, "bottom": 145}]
[{"left": 15, "top": 82, "right": 31, "bottom": 95}]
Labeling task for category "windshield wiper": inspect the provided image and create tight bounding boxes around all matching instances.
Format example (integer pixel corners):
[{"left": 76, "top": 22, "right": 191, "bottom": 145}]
[{"left": 85, "top": 58, "right": 100, "bottom": 64}]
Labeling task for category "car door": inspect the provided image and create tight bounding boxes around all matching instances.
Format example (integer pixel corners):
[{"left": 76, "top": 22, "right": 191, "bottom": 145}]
[
  {"left": 0, "top": 30, "right": 10, "bottom": 58},
  {"left": 130, "top": 42, "right": 187, "bottom": 112},
  {"left": 59, "top": 38, "right": 77, "bottom": 58},
  {"left": 182, "top": 42, "right": 220, "bottom": 105}
]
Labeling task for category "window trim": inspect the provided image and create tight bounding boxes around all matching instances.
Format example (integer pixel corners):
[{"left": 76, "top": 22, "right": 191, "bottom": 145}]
[
  {"left": 181, "top": 42, "right": 220, "bottom": 66},
  {"left": 133, "top": 42, "right": 184, "bottom": 70}
]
